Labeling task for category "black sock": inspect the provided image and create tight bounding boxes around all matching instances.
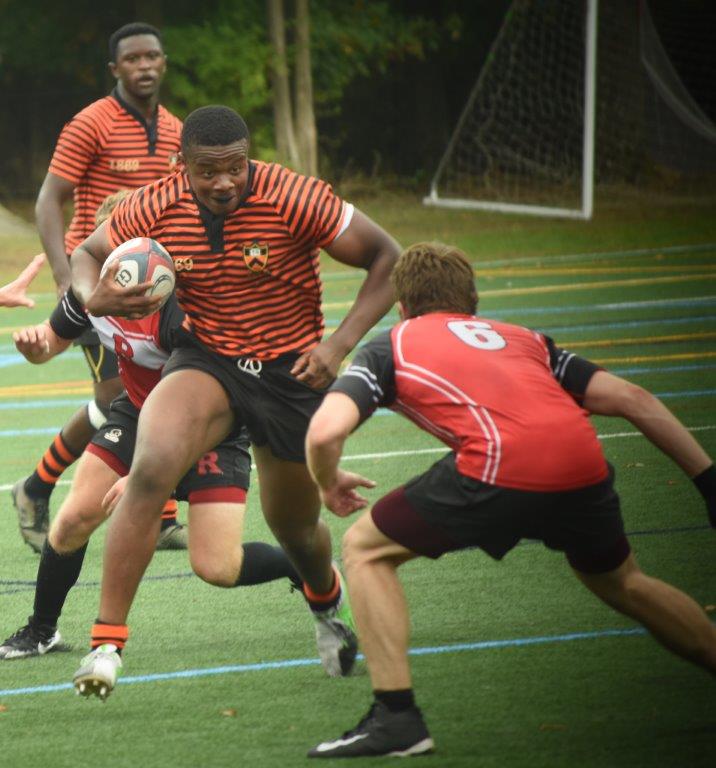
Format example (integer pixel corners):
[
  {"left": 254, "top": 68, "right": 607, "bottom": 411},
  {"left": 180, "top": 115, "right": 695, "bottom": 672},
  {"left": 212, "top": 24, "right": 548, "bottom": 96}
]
[
  {"left": 234, "top": 542, "right": 302, "bottom": 587},
  {"left": 374, "top": 689, "right": 416, "bottom": 712},
  {"left": 31, "top": 540, "right": 88, "bottom": 628}
]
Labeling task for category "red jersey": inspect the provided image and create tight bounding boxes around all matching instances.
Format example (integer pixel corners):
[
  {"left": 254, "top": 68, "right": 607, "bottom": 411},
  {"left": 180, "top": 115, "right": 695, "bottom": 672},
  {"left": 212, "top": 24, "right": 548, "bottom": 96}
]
[
  {"left": 50, "top": 290, "right": 182, "bottom": 408},
  {"left": 48, "top": 90, "right": 182, "bottom": 254},
  {"left": 333, "top": 313, "right": 608, "bottom": 492},
  {"left": 108, "top": 162, "right": 352, "bottom": 360}
]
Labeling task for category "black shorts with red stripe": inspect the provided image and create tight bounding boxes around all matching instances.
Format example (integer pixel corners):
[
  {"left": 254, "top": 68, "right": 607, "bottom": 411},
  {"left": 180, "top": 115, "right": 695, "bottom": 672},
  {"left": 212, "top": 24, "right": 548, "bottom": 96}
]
[
  {"left": 371, "top": 452, "right": 629, "bottom": 575},
  {"left": 161, "top": 327, "right": 327, "bottom": 462},
  {"left": 87, "top": 392, "right": 251, "bottom": 503}
]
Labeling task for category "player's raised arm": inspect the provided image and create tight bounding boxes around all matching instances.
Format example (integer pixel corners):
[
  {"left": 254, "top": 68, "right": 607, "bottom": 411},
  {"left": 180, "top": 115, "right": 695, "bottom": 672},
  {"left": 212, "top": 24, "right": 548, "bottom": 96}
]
[
  {"left": 0, "top": 254, "right": 45, "bottom": 308},
  {"left": 70, "top": 221, "right": 161, "bottom": 319}
]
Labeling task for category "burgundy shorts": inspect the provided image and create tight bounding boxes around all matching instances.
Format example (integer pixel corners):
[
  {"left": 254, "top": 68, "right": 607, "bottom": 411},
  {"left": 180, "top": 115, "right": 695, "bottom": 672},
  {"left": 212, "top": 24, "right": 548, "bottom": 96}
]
[{"left": 371, "top": 452, "right": 630, "bottom": 575}]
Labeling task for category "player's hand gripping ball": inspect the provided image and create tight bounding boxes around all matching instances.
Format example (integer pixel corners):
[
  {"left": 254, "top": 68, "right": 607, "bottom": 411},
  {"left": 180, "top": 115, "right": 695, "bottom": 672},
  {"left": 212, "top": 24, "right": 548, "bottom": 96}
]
[{"left": 100, "top": 237, "right": 175, "bottom": 308}]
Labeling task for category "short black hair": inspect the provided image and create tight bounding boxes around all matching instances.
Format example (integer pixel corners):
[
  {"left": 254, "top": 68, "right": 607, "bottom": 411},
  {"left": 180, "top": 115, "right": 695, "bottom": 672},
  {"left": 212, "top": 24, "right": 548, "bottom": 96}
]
[
  {"left": 109, "top": 22, "right": 162, "bottom": 62},
  {"left": 181, "top": 106, "right": 250, "bottom": 154}
]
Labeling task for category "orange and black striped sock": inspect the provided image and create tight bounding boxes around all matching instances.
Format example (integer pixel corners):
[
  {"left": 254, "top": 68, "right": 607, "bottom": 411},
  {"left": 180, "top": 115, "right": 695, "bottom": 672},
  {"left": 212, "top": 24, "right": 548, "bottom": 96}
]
[
  {"left": 160, "top": 498, "right": 178, "bottom": 530},
  {"left": 90, "top": 621, "right": 129, "bottom": 654},
  {"left": 303, "top": 566, "right": 342, "bottom": 613},
  {"left": 24, "top": 432, "right": 82, "bottom": 500}
]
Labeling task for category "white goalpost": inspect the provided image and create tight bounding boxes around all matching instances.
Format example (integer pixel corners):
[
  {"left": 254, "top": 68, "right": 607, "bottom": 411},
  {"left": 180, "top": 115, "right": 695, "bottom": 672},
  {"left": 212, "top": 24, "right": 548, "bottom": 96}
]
[
  {"left": 423, "top": 0, "right": 598, "bottom": 219},
  {"left": 424, "top": 0, "right": 716, "bottom": 219}
]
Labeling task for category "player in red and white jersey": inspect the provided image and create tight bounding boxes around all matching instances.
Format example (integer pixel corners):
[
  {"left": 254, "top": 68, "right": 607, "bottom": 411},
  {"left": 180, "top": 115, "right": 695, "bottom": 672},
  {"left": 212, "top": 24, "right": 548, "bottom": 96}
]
[
  {"left": 1, "top": 288, "right": 304, "bottom": 667},
  {"left": 305, "top": 243, "right": 716, "bottom": 758},
  {"left": 12, "top": 23, "right": 183, "bottom": 554},
  {"left": 69, "top": 105, "right": 402, "bottom": 693}
]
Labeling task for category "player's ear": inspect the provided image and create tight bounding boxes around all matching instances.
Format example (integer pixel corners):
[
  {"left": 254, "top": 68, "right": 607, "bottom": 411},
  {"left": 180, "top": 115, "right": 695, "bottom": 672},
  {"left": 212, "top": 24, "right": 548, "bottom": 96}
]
[
  {"left": 176, "top": 152, "right": 186, "bottom": 169},
  {"left": 398, "top": 301, "right": 407, "bottom": 321},
  {"left": 108, "top": 61, "right": 119, "bottom": 79}
]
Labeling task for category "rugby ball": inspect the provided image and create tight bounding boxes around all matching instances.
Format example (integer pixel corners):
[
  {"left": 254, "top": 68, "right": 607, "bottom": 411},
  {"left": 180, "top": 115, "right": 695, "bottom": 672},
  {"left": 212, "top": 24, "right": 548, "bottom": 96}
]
[{"left": 100, "top": 237, "right": 175, "bottom": 307}]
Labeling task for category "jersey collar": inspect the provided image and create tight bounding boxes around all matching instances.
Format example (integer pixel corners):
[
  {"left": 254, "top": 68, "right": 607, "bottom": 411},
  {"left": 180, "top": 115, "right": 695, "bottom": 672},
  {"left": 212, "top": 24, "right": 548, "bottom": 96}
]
[{"left": 110, "top": 87, "right": 159, "bottom": 154}]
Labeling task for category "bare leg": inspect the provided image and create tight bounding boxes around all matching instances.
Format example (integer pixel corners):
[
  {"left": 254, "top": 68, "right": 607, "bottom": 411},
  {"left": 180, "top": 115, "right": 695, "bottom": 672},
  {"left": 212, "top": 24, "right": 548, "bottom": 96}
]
[
  {"left": 254, "top": 445, "right": 335, "bottom": 594},
  {"left": 342, "top": 512, "right": 418, "bottom": 690},
  {"left": 49, "top": 452, "right": 121, "bottom": 553},
  {"left": 574, "top": 553, "right": 716, "bottom": 673},
  {"left": 96, "top": 370, "right": 234, "bottom": 624},
  {"left": 188, "top": 501, "right": 246, "bottom": 587}
]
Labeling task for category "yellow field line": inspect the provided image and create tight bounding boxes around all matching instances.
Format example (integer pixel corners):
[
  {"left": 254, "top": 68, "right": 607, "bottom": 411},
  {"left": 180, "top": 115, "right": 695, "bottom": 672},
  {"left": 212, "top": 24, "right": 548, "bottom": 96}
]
[
  {"left": 566, "top": 331, "right": 716, "bottom": 349},
  {"left": 322, "top": 272, "right": 716, "bottom": 309},
  {"left": 0, "top": 380, "right": 92, "bottom": 398},
  {"left": 593, "top": 351, "right": 716, "bottom": 365},
  {"left": 476, "top": 265, "right": 716, "bottom": 277}
]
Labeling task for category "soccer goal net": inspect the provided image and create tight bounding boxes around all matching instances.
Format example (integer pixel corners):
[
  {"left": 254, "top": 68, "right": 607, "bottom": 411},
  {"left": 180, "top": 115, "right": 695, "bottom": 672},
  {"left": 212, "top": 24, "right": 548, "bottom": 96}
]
[{"left": 424, "top": 0, "right": 716, "bottom": 219}]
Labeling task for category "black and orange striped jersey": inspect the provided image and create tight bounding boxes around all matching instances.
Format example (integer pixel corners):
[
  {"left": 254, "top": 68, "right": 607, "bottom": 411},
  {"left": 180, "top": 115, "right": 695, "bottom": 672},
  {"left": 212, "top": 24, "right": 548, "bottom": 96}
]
[
  {"left": 108, "top": 161, "right": 354, "bottom": 360},
  {"left": 48, "top": 88, "right": 182, "bottom": 255}
]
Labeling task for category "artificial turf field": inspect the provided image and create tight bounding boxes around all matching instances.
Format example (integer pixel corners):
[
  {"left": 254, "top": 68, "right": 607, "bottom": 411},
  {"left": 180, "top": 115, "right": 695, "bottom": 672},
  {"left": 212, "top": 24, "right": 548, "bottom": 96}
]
[{"left": 0, "top": 192, "right": 714, "bottom": 767}]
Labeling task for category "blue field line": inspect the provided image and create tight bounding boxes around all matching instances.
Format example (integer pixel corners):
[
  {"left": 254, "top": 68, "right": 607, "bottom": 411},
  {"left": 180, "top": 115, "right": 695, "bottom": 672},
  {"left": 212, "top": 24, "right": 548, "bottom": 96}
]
[
  {"left": 0, "top": 398, "right": 88, "bottom": 411},
  {"left": 2, "top": 398, "right": 716, "bottom": 439},
  {"left": 0, "top": 351, "right": 83, "bottom": 369},
  {"left": 1, "top": 365, "right": 714, "bottom": 418},
  {"left": 0, "top": 426, "right": 64, "bottom": 437},
  {"left": 0, "top": 626, "right": 651, "bottom": 698}
]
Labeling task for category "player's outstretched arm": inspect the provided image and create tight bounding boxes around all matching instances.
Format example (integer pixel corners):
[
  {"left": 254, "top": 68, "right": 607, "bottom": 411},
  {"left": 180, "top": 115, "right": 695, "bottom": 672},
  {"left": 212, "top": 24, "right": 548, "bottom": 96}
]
[
  {"left": 13, "top": 320, "right": 70, "bottom": 364},
  {"left": 0, "top": 253, "right": 45, "bottom": 308},
  {"left": 583, "top": 370, "right": 716, "bottom": 525},
  {"left": 292, "top": 209, "right": 400, "bottom": 388},
  {"left": 306, "top": 392, "right": 376, "bottom": 517}
]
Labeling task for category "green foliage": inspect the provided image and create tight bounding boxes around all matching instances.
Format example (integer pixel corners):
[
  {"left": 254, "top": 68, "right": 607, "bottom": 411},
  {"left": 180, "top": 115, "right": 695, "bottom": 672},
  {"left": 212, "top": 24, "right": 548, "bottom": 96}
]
[
  {"left": 162, "top": 1, "right": 275, "bottom": 152},
  {"left": 159, "top": 0, "right": 456, "bottom": 153},
  {"left": 309, "top": 2, "right": 452, "bottom": 110}
]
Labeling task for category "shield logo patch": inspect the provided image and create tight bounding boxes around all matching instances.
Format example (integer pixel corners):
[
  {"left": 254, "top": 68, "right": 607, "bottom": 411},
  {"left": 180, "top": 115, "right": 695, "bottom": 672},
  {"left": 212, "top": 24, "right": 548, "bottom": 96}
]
[{"left": 243, "top": 242, "right": 269, "bottom": 272}]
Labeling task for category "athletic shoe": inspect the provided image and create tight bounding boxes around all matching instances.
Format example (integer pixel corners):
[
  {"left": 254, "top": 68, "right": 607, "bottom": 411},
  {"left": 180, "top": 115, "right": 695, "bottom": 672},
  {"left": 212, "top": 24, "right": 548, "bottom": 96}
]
[
  {"left": 73, "top": 644, "right": 122, "bottom": 701},
  {"left": 0, "top": 622, "right": 62, "bottom": 660},
  {"left": 311, "top": 570, "right": 359, "bottom": 677},
  {"left": 155, "top": 522, "right": 188, "bottom": 550},
  {"left": 308, "top": 701, "right": 435, "bottom": 758},
  {"left": 11, "top": 478, "right": 49, "bottom": 554}
]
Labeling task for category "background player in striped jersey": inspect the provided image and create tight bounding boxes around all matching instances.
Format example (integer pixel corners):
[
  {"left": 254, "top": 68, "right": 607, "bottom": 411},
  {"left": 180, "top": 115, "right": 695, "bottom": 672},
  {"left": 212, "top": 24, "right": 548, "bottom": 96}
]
[
  {"left": 304, "top": 242, "right": 716, "bottom": 758},
  {"left": 1, "top": 223, "right": 304, "bottom": 666},
  {"left": 0, "top": 254, "right": 45, "bottom": 308},
  {"left": 12, "top": 22, "right": 185, "bottom": 553},
  {"left": 69, "top": 105, "right": 401, "bottom": 694}
]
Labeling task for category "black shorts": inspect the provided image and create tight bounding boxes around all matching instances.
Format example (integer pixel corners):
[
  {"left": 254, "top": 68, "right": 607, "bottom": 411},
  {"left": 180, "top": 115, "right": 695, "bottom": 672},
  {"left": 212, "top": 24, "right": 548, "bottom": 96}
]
[
  {"left": 86, "top": 392, "right": 251, "bottom": 502},
  {"left": 372, "top": 452, "right": 629, "bottom": 575},
  {"left": 161, "top": 327, "right": 326, "bottom": 462},
  {"left": 77, "top": 334, "right": 120, "bottom": 384}
]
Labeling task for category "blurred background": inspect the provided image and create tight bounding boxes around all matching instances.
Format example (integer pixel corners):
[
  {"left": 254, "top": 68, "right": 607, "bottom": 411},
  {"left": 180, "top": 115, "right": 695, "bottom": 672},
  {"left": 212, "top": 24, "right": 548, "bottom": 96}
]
[{"left": 1, "top": 0, "right": 714, "bottom": 209}]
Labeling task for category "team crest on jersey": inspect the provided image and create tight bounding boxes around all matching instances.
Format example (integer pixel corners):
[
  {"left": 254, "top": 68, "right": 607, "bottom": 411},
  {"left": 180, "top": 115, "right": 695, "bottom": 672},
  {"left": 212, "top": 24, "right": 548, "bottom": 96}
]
[{"left": 243, "top": 242, "right": 269, "bottom": 272}]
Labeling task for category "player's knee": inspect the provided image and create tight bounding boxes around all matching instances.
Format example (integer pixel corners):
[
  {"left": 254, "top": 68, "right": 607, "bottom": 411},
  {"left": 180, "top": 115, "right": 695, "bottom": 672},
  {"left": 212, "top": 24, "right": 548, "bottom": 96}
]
[
  {"left": 342, "top": 519, "right": 377, "bottom": 572},
  {"left": 127, "top": 454, "right": 177, "bottom": 501},
  {"left": 50, "top": 506, "right": 101, "bottom": 551},
  {"left": 191, "top": 550, "right": 242, "bottom": 587}
]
